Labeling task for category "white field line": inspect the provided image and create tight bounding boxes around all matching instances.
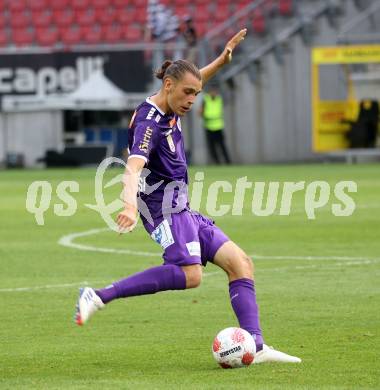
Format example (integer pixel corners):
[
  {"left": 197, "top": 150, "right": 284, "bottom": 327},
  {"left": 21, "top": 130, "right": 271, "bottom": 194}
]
[
  {"left": 281, "top": 203, "right": 379, "bottom": 214},
  {"left": 58, "top": 227, "right": 158, "bottom": 257},
  {"left": 252, "top": 254, "right": 380, "bottom": 262},
  {"left": 0, "top": 272, "right": 221, "bottom": 293},
  {"left": 58, "top": 228, "right": 380, "bottom": 263},
  {"left": 261, "top": 259, "right": 379, "bottom": 273},
  {"left": 4, "top": 229, "right": 377, "bottom": 294},
  {"left": 0, "top": 280, "right": 99, "bottom": 293}
]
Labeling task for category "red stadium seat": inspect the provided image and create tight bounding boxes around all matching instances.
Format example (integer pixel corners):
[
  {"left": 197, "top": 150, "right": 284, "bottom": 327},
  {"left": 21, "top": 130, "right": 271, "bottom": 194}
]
[
  {"left": 235, "top": 0, "right": 251, "bottom": 11},
  {"left": 194, "top": 21, "right": 208, "bottom": 37},
  {"left": 278, "top": 0, "right": 293, "bottom": 16},
  {"left": 214, "top": 0, "right": 232, "bottom": 6},
  {"left": 252, "top": 10, "right": 266, "bottom": 35},
  {"left": 54, "top": 10, "right": 75, "bottom": 27},
  {"left": 82, "top": 26, "right": 102, "bottom": 44},
  {"left": 112, "top": 0, "right": 129, "bottom": 8},
  {"left": 214, "top": 5, "right": 229, "bottom": 23},
  {"left": 28, "top": 0, "right": 48, "bottom": 11},
  {"left": 33, "top": 11, "right": 52, "bottom": 28},
  {"left": 103, "top": 25, "right": 122, "bottom": 43},
  {"left": 36, "top": 27, "right": 59, "bottom": 46},
  {"left": 92, "top": 0, "right": 109, "bottom": 8},
  {"left": 76, "top": 10, "right": 96, "bottom": 26},
  {"left": 174, "top": 6, "right": 191, "bottom": 20},
  {"left": 95, "top": 8, "right": 117, "bottom": 25},
  {"left": 0, "top": 13, "right": 6, "bottom": 28},
  {"left": 10, "top": 12, "right": 30, "bottom": 29},
  {"left": 194, "top": 5, "right": 210, "bottom": 23},
  {"left": 135, "top": 10, "right": 146, "bottom": 24},
  {"left": 134, "top": 0, "right": 146, "bottom": 7},
  {"left": 12, "top": 28, "right": 34, "bottom": 46},
  {"left": 237, "top": 15, "right": 249, "bottom": 30},
  {"left": 0, "top": 30, "right": 8, "bottom": 46},
  {"left": 173, "top": 0, "right": 188, "bottom": 6},
  {"left": 123, "top": 25, "right": 142, "bottom": 42},
  {"left": 264, "top": 0, "right": 277, "bottom": 14},
  {"left": 50, "top": 0, "right": 70, "bottom": 10},
  {"left": 117, "top": 8, "right": 136, "bottom": 24},
  {"left": 61, "top": 27, "right": 82, "bottom": 45},
  {"left": 72, "top": 0, "right": 90, "bottom": 10},
  {"left": 9, "top": 0, "right": 26, "bottom": 12}
]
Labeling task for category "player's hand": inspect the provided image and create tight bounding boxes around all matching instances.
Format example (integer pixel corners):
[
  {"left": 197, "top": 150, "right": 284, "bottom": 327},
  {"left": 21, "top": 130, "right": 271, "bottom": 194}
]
[
  {"left": 221, "top": 28, "right": 247, "bottom": 64},
  {"left": 117, "top": 204, "right": 137, "bottom": 234}
]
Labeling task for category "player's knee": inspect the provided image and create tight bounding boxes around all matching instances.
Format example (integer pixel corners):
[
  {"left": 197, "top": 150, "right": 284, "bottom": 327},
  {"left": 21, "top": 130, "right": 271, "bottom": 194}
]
[
  {"left": 238, "top": 254, "right": 253, "bottom": 278},
  {"left": 228, "top": 254, "right": 253, "bottom": 280},
  {"left": 182, "top": 265, "right": 202, "bottom": 289}
]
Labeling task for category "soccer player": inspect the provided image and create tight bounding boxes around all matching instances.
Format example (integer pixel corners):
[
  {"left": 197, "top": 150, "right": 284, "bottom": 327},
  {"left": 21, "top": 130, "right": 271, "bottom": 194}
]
[{"left": 75, "top": 29, "right": 301, "bottom": 364}]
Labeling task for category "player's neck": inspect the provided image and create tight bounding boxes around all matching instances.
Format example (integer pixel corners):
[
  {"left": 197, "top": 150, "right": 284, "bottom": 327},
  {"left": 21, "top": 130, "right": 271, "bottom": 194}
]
[{"left": 150, "top": 91, "right": 172, "bottom": 115}]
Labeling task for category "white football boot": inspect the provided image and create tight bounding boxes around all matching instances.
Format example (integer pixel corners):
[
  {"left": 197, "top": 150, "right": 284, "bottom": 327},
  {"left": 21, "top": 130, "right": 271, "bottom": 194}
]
[
  {"left": 75, "top": 287, "right": 104, "bottom": 326},
  {"left": 254, "top": 344, "right": 302, "bottom": 363}
]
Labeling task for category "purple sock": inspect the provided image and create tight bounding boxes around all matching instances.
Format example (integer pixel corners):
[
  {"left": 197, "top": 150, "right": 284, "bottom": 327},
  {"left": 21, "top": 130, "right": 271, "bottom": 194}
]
[
  {"left": 229, "top": 278, "right": 264, "bottom": 351},
  {"left": 96, "top": 264, "right": 186, "bottom": 304}
]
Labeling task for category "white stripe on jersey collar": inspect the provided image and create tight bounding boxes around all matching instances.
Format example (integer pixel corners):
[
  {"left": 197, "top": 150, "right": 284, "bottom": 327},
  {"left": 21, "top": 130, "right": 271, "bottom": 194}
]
[{"left": 146, "top": 97, "right": 165, "bottom": 116}]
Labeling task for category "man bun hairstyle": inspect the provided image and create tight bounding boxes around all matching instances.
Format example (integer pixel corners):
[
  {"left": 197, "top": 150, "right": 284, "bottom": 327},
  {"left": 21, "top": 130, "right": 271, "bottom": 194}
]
[{"left": 154, "top": 59, "right": 201, "bottom": 82}]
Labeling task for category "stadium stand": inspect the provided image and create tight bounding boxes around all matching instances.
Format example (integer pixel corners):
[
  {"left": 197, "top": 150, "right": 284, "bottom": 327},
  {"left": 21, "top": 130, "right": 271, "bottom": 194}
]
[{"left": 0, "top": 0, "right": 297, "bottom": 48}]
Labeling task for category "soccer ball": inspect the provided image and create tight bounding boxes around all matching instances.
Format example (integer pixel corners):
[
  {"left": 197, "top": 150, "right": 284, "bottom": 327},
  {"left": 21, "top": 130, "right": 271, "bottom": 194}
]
[{"left": 212, "top": 327, "right": 256, "bottom": 368}]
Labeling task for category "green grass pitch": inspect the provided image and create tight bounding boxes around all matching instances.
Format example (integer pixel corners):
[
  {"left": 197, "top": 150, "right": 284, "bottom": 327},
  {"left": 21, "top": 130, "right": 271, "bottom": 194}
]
[{"left": 0, "top": 163, "right": 379, "bottom": 389}]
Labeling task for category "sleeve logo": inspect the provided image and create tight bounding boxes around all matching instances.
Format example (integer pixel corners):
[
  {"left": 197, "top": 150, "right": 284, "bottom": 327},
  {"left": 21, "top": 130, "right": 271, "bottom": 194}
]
[{"left": 138, "top": 126, "right": 153, "bottom": 153}]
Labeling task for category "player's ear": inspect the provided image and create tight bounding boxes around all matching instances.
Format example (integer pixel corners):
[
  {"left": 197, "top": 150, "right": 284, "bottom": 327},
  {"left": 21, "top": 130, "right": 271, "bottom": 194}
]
[{"left": 164, "top": 76, "right": 175, "bottom": 93}]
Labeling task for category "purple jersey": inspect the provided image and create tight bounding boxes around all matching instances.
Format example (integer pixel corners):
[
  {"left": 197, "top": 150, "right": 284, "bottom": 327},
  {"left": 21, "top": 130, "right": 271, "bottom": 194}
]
[{"left": 128, "top": 97, "right": 189, "bottom": 222}]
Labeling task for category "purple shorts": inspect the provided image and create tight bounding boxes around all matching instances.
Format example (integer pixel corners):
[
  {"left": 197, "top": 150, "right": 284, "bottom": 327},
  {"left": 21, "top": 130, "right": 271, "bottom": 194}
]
[{"left": 143, "top": 210, "right": 229, "bottom": 267}]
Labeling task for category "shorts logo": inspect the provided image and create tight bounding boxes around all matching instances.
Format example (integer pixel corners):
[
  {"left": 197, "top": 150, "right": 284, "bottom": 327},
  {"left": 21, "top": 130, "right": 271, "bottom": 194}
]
[
  {"left": 138, "top": 126, "right": 153, "bottom": 153},
  {"left": 151, "top": 220, "right": 174, "bottom": 249},
  {"left": 186, "top": 241, "right": 201, "bottom": 257},
  {"left": 167, "top": 134, "right": 176, "bottom": 153}
]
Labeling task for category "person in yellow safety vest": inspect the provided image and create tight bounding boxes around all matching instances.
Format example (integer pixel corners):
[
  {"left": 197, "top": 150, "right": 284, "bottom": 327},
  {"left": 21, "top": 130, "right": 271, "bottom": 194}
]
[{"left": 199, "top": 85, "right": 231, "bottom": 164}]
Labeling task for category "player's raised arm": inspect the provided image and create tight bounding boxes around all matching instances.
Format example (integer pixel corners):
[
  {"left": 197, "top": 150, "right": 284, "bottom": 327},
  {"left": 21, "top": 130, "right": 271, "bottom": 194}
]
[
  {"left": 200, "top": 28, "right": 247, "bottom": 86},
  {"left": 117, "top": 157, "right": 145, "bottom": 233}
]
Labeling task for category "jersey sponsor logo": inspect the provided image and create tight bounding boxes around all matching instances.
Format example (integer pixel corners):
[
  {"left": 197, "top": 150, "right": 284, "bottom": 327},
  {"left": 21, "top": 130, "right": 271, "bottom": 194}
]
[
  {"left": 138, "top": 126, "right": 153, "bottom": 153},
  {"left": 146, "top": 107, "right": 155, "bottom": 120},
  {"left": 166, "top": 134, "right": 176, "bottom": 152},
  {"left": 151, "top": 220, "right": 174, "bottom": 249},
  {"left": 155, "top": 114, "right": 161, "bottom": 123},
  {"left": 186, "top": 241, "right": 201, "bottom": 257}
]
